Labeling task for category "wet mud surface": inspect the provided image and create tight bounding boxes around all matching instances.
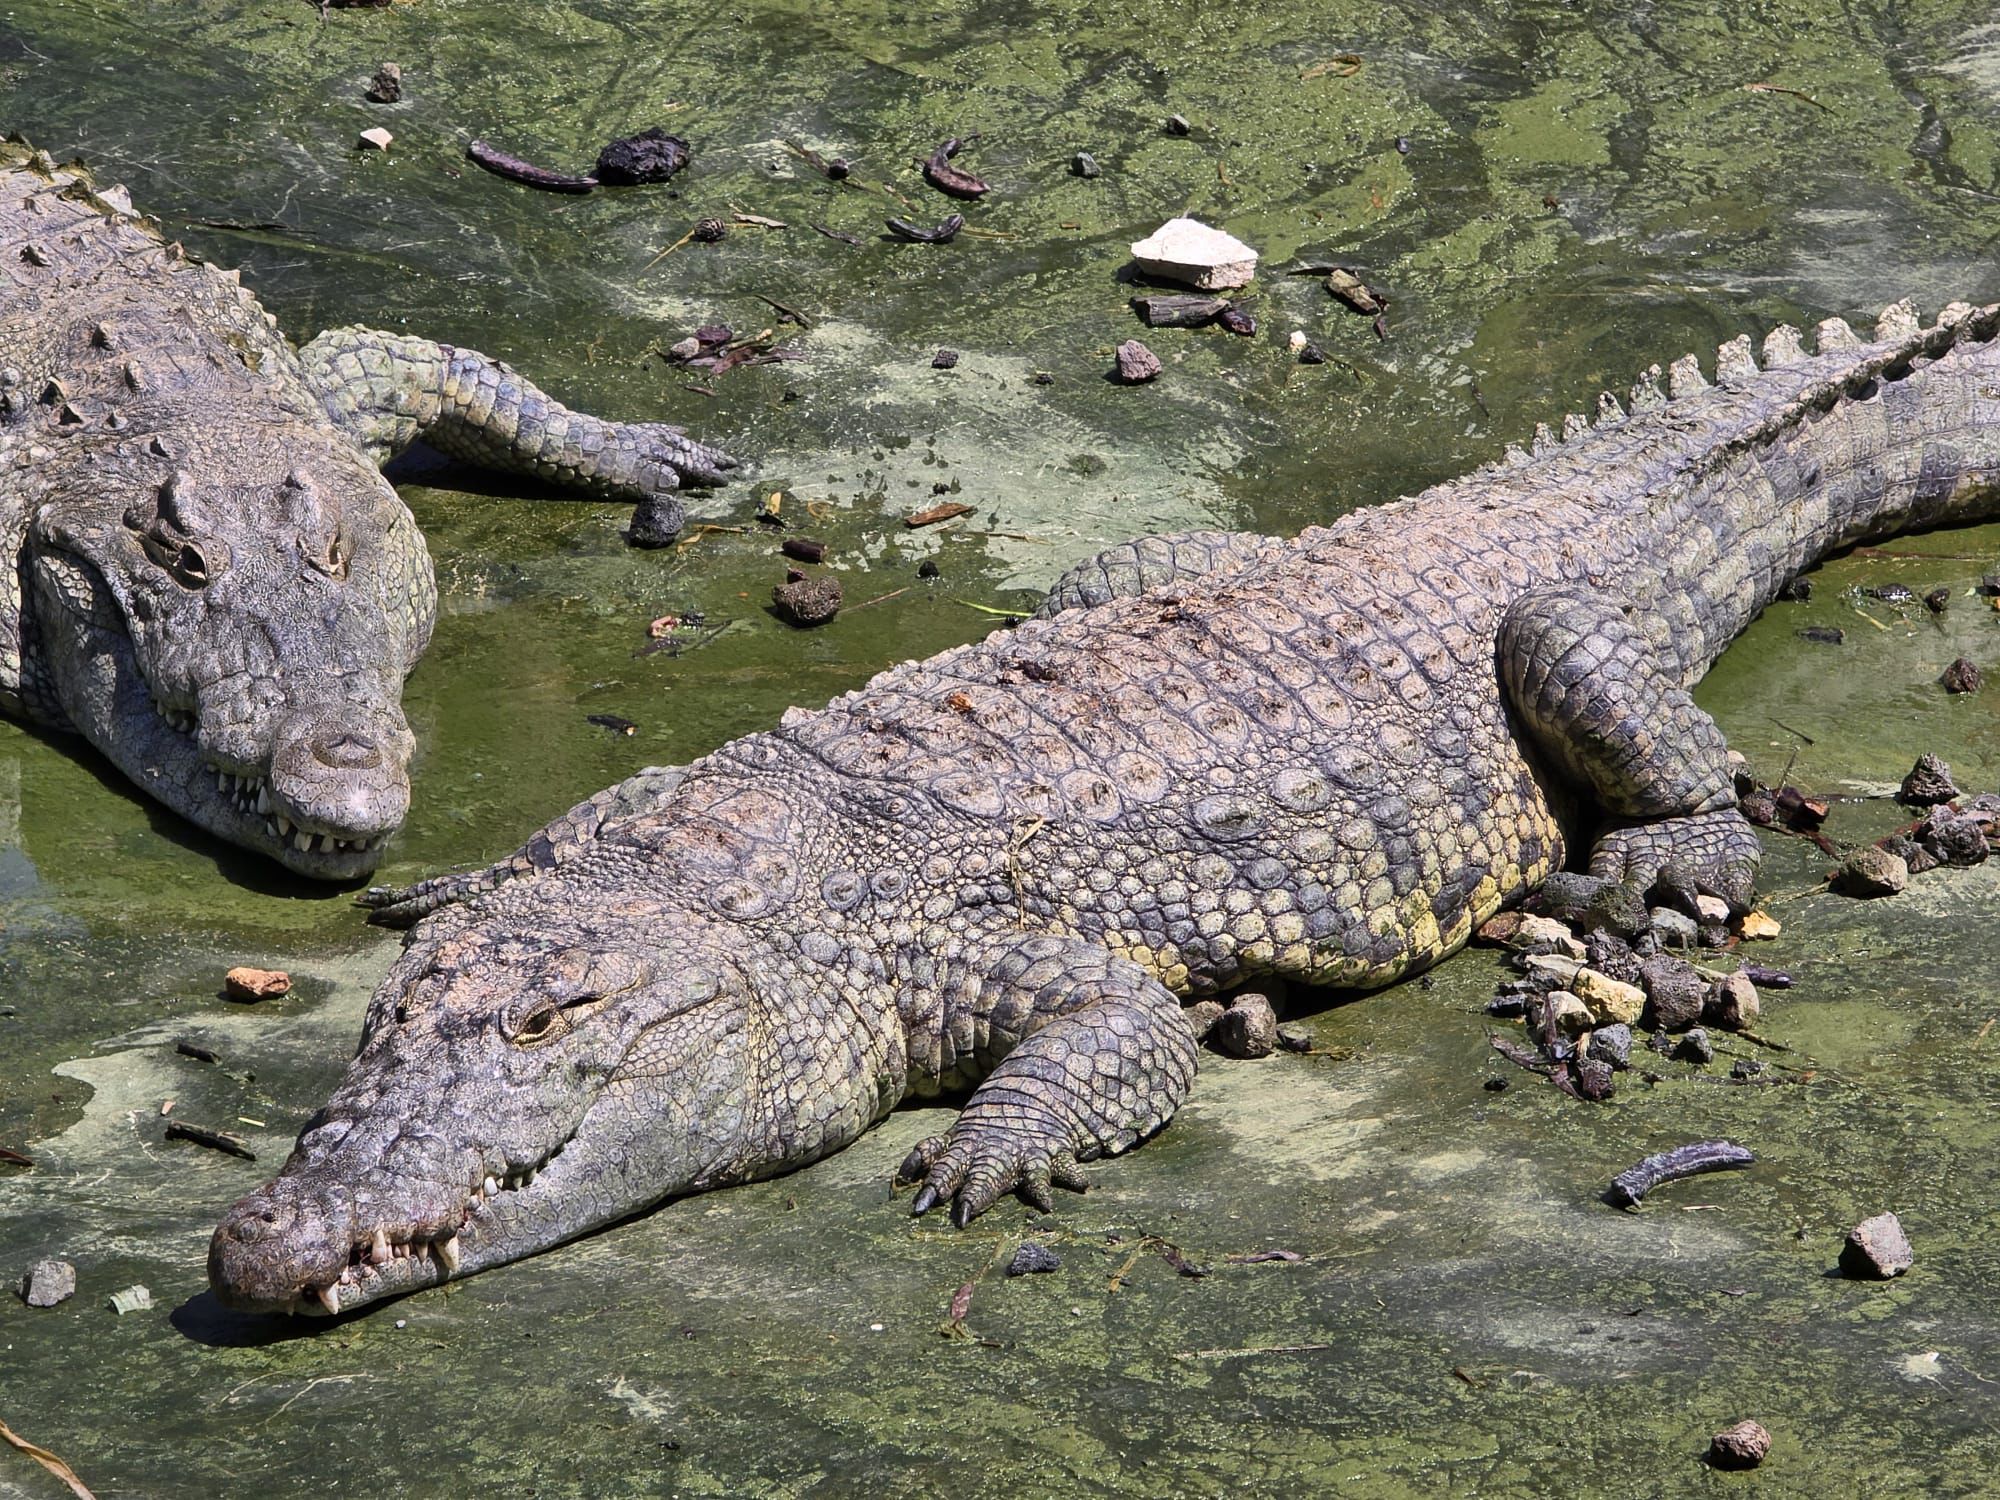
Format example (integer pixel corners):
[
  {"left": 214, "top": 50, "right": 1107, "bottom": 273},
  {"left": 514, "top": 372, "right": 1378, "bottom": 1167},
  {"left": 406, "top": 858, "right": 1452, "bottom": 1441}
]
[{"left": 5, "top": 1, "right": 2000, "bottom": 1494}]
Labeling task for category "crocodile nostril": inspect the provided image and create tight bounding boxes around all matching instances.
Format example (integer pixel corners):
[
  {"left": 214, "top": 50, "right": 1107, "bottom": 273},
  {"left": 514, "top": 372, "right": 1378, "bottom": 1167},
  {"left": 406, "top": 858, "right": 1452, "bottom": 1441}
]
[{"left": 310, "top": 731, "right": 383, "bottom": 771}]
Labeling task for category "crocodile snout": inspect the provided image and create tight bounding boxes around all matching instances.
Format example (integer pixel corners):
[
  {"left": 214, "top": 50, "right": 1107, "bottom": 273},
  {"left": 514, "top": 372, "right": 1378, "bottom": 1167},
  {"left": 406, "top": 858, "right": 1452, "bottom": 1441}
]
[
  {"left": 267, "top": 704, "right": 413, "bottom": 849},
  {"left": 209, "top": 1177, "right": 352, "bottom": 1314}
]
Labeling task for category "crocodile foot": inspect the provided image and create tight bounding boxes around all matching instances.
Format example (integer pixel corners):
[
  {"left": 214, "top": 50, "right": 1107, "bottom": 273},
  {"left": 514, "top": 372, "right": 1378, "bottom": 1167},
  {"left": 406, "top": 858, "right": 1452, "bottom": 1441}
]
[
  {"left": 898, "top": 1129, "right": 1091, "bottom": 1228},
  {"left": 1588, "top": 807, "right": 1762, "bottom": 915}
]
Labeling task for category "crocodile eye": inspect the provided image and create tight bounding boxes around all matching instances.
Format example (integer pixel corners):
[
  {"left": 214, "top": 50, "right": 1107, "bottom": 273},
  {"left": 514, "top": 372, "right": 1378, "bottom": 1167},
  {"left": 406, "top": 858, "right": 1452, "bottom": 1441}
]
[
  {"left": 511, "top": 1005, "right": 560, "bottom": 1045},
  {"left": 176, "top": 543, "right": 208, "bottom": 583}
]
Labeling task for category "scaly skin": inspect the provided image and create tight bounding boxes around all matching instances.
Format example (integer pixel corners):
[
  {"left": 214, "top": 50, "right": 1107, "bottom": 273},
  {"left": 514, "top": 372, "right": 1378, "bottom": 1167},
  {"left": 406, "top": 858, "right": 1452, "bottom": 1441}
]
[
  {"left": 214, "top": 300, "right": 2000, "bottom": 1316},
  {"left": 0, "top": 138, "right": 733, "bottom": 878}
]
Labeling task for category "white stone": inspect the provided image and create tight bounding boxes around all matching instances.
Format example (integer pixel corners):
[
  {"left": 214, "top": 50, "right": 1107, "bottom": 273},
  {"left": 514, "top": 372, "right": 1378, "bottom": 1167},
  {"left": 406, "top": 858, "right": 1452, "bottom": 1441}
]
[
  {"left": 358, "top": 128, "right": 395, "bottom": 152},
  {"left": 1128, "top": 217, "right": 1259, "bottom": 290}
]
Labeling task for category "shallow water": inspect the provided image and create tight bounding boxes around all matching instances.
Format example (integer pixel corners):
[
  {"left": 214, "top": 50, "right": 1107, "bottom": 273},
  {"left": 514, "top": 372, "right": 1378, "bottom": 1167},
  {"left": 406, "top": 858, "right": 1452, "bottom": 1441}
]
[{"left": 4, "top": 1, "right": 2000, "bottom": 1494}]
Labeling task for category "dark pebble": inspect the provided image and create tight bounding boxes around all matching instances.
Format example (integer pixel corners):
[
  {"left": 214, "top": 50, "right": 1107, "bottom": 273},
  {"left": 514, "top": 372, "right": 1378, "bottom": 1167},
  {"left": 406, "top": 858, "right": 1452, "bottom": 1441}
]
[
  {"left": 1483, "top": 1076, "right": 1510, "bottom": 1092},
  {"left": 1275, "top": 1022, "right": 1312, "bottom": 1053},
  {"left": 917, "top": 558, "right": 940, "bottom": 580},
  {"left": 1005, "top": 1243, "right": 1062, "bottom": 1277},
  {"left": 1485, "top": 994, "right": 1528, "bottom": 1019},
  {"left": 932, "top": 348, "right": 959, "bottom": 369},
  {"left": 1575, "top": 1058, "right": 1615, "bottom": 1101},
  {"left": 780, "top": 537, "right": 828, "bottom": 564},
  {"left": 1588, "top": 1023, "right": 1633, "bottom": 1070},
  {"left": 1211, "top": 993, "right": 1278, "bottom": 1058},
  {"left": 364, "top": 62, "right": 402, "bottom": 104},
  {"left": 1031, "top": 371, "right": 1055, "bottom": 385},
  {"left": 595, "top": 128, "right": 690, "bottom": 185},
  {"left": 1674, "top": 1027, "right": 1715, "bottom": 1064},
  {"left": 1115, "top": 339, "right": 1163, "bottom": 383},
  {"left": 825, "top": 158, "right": 851, "bottom": 181},
  {"left": 1072, "top": 151, "right": 1100, "bottom": 178},
  {"left": 1917, "top": 810, "right": 1988, "bottom": 867},
  {"left": 1646, "top": 1028, "right": 1675, "bottom": 1056},
  {"left": 1796, "top": 625, "right": 1844, "bottom": 644},
  {"left": 1298, "top": 342, "right": 1328, "bottom": 365},
  {"left": 1217, "top": 306, "right": 1257, "bottom": 337},
  {"left": 772, "top": 573, "right": 842, "bottom": 626},
  {"left": 1165, "top": 113, "right": 1192, "bottom": 136},
  {"left": 1640, "top": 954, "right": 1706, "bottom": 1031},
  {"left": 1778, "top": 576, "right": 1813, "bottom": 601},
  {"left": 1739, "top": 786, "right": 1777, "bottom": 825},
  {"left": 1582, "top": 931, "right": 1642, "bottom": 985},
  {"left": 1924, "top": 586, "right": 1951, "bottom": 613},
  {"left": 1730, "top": 1058, "right": 1765, "bottom": 1080},
  {"left": 1394, "top": 135, "right": 1411, "bottom": 154},
  {"left": 1940, "top": 656, "right": 1982, "bottom": 693},
  {"left": 625, "top": 493, "right": 685, "bottom": 548},
  {"left": 1898, "top": 752, "right": 1960, "bottom": 806},
  {"left": 1738, "top": 963, "right": 1793, "bottom": 989}
]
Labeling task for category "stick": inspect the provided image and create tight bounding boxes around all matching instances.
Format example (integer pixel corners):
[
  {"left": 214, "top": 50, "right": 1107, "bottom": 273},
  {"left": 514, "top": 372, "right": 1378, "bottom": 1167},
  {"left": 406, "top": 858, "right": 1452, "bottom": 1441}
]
[
  {"left": 0, "top": 1419, "right": 97, "bottom": 1500},
  {"left": 1174, "top": 1342, "right": 1335, "bottom": 1361},
  {"left": 1606, "top": 1140, "right": 1754, "bottom": 1208}
]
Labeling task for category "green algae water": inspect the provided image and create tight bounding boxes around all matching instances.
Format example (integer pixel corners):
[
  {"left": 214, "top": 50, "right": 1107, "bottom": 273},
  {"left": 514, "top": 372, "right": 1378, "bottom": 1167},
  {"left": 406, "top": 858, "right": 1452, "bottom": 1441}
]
[{"left": 5, "top": 1, "right": 2000, "bottom": 1493}]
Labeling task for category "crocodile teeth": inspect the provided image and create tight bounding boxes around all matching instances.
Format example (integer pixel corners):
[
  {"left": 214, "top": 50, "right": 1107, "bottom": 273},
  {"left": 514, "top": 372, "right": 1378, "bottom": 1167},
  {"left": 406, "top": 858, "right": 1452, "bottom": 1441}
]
[
  {"left": 276, "top": 815, "right": 294, "bottom": 838},
  {"left": 1667, "top": 353, "right": 1708, "bottom": 397},
  {"left": 436, "top": 1235, "right": 461, "bottom": 1275},
  {"left": 484, "top": 1175, "right": 500, "bottom": 1198},
  {"left": 317, "top": 1282, "right": 341, "bottom": 1316},
  {"left": 370, "top": 1229, "right": 393, "bottom": 1265},
  {"left": 294, "top": 828, "right": 312, "bottom": 852},
  {"left": 256, "top": 786, "right": 271, "bottom": 814},
  {"left": 1761, "top": 325, "right": 1806, "bottom": 366}
]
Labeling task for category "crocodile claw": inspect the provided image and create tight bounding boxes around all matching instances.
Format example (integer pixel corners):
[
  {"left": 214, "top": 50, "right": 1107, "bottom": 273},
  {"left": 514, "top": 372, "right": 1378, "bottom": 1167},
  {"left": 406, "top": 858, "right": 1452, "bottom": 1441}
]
[{"left": 898, "top": 1129, "right": 1089, "bottom": 1226}]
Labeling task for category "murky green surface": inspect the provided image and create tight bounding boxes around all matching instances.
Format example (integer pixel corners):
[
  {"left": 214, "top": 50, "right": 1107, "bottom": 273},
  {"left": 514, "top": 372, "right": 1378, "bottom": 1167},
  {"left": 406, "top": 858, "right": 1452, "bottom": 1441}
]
[{"left": 5, "top": 1, "right": 2000, "bottom": 1494}]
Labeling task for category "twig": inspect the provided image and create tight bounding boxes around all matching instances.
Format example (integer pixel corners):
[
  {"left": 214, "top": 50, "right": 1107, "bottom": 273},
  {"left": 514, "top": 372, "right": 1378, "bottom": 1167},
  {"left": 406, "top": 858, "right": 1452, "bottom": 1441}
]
[
  {"left": 1174, "top": 1342, "right": 1336, "bottom": 1361},
  {"left": 641, "top": 228, "right": 698, "bottom": 271},
  {"left": 958, "top": 600, "right": 1027, "bottom": 618},
  {"left": 1743, "top": 81, "right": 1831, "bottom": 111},
  {"left": 844, "top": 586, "right": 910, "bottom": 613},
  {"left": 0, "top": 1419, "right": 96, "bottom": 1500},
  {"left": 1976, "top": 1017, "right": 1996, "bottom": 1047},
  {"left": 749, "top": 291, "right": 812, "bottom": 326}
]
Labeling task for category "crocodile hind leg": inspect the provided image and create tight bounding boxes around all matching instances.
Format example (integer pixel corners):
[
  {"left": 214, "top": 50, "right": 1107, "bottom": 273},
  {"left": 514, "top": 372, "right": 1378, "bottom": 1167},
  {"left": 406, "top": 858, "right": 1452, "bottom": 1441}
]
[
  {"left": 1499, "top": 588, "right": 1760, "bottom": 913},
  {"left": 898, "top": 934, "right": 1199, "bottom": 1226},
  {"left": 297, "top": 327, "right": 735, "bottom": 541},
  {"left": 358, "top": 765, "right": 686, "bottom": 927}
]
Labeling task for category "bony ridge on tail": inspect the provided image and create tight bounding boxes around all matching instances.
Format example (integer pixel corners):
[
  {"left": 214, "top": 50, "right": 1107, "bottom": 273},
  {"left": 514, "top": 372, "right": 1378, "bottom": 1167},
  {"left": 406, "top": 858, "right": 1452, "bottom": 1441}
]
[
  {"left": 0, "top": 136, "right": 735, "bottom": 879},
  {"left": 214, "top": 298, "right": 2000, "bottom": 1315}
]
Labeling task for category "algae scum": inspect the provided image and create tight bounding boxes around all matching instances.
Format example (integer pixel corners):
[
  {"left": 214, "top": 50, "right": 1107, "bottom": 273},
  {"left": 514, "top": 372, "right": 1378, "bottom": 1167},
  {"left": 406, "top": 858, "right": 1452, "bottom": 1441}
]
[{"left": 5, "top": 0, "right": 2000, "bottom": 1494}]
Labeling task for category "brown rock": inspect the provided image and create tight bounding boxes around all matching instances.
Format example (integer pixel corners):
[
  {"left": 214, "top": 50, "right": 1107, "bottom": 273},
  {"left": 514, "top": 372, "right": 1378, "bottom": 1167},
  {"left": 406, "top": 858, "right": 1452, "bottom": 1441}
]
[
  {"left": 1184, "top": 1000, "right": 1225, "bottom": 1040},
  {"left": 356, "top": 127, "right": 394, "bottom": 152},
  {"left": 364, "top": 62, "right": 402, "bottom": 104},
  {"left": 1707, "top": 972, "right": 1761, "bottom": 1031},
  {"left": 1708, "top": 1420, "right": 1771, "bottom": 1470},
  {"left": 1475, "top": 911, "right": 1525, "bottom": 946},
  {"left": 224, "top": 966, "right": 291, "bottom": 1003},
  {"left": 1638, "top": 954, "right": 1705, "bottom": 1031},
  {"left": 1114, "top": 339, "right": 1162, "bottom": 383},
  {"left": 1941, "top": 656, "right": 1982, "bottom": 693},
  {"left": 1840, "top": 1211, "right": 1914, "bottom": 1279},
  {"left": 772, "top": 572, "right": 842, "bottom": 627},
  {"left": 1831, "top": 845, "right": 1908, "bottom": 898},
  {"left": 1211, "top": 993, "right": 1278, "bottom": 1058}
]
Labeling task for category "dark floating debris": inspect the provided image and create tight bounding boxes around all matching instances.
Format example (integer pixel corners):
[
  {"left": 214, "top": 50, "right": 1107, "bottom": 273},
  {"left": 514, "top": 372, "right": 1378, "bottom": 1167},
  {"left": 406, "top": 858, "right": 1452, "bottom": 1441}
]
[
  {"left": 886, "top": 213, "right": 965, "bottom": 243},
  {"left": 1606, "top": 1139, "right": 1754, "bottom": 1207},
  {"left": 922, "top": 136, "right": 989, "bottom": 200},
  {"left": 1708, "top": 1421, "right": 1772, "bottom": 1471},
  {"left": 1164, "top": 113, "right": 1192, "bottom": 136},
  {"left": 772, "top": 570, "right": 842, "bottom": 626},
  {"left": 1924, "top": 585, "right": 1951, "bottom": 613},
  {"left": 1115, "top": 339, "right": 1163, "bottom": 384},
  {"left": 1322, "top": 267, "right": 1384, "bottom": 316},
  {"left": 1738, "top": 963, "right": 1794, "bottom": 989},
  {"left": 1131, "top": 294, "right": 1228, "bottom": 329},
  {"left": 1778, "top": 576, "right": 1813, "bottom": 602},
  {"left": 931, "top": 348, "right": 959, "bottom": 369},
  {"left": 1072, "top": 151, "right": 1100, "bottom": 178},
  {"left": 595, "top": 128, "right": 690, "bottom": 186},
  {"left": 1940, "top": 656, "right": 1982, "bottom": 693},
  {"left": 1005, "top": 1243, "right": 1061, "bottom": 1277},
  {"left": 175, "top": 1040, "right": 219, "bottom": 1064},
  {"left": 1795, "top": 625, "right": 1844, "bottom": 644},
  {"left": 1840, "top": 1211, "right": 1914, "bottom": 1279},
  {"left": 587, "top": 714, "right": 638, "bottom": 736},
  {"left": 364, "top": 62, "right": 401, "bottom": 104},
  {"left": 466, "top": 139, "right": 596, "bottom": 194},
  {"left": 165, "top": 1120, "right": 257, "bottom": 1162},
  {"left": 917, "top": 558, "right": 941, "bottom": 580},
  {"left": 1298, "top": 342, "right": 1328, "bottom": 365},
  {"left": 781, "top": 537, "right": 828, "bottom": 564}
]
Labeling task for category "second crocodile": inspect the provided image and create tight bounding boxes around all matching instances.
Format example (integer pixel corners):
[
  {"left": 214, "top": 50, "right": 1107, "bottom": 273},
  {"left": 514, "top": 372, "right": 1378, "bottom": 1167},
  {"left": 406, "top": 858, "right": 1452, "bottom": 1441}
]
[{"left": 0, "top": 137, "right": 734, "bottom": 878}]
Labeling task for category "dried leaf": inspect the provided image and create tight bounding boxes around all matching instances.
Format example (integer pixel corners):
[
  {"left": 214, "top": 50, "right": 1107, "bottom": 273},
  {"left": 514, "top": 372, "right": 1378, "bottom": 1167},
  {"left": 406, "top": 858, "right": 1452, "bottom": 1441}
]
[
  {"left": 905, "top": 502, "right": 974, "bottom": 528},
  {"left": 1300, "top": 53, "right": 1362, "bottom": 80},
  {"left": 0, "top": 1419, "right": 97, "bottom": 1499},
  {"left": 1324, "top": 268, "right": 1382, "bottom": 315}
]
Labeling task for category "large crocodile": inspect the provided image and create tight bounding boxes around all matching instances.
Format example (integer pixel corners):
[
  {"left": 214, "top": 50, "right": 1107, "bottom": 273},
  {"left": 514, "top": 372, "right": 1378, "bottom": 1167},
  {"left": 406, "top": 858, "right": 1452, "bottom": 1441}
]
[
  {"left": 0, "top": 137, "right": 733, "bottom": 878},
  {"left": 211, "top": 300, "right": 2000, "bottom": 1316}
]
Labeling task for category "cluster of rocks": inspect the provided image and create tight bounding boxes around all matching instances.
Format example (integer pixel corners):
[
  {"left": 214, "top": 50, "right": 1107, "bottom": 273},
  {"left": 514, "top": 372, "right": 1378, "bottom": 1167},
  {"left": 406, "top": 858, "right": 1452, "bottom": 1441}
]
[
  {"left": 1476, "top": 872, "right": 1781, "bottom": 1100},
  {"left": 1183, "top": 991, "right": 1313, "bottom": 1060},
  {"left": 1831, "top": 755, "right": 1996, "bottom": 898}
]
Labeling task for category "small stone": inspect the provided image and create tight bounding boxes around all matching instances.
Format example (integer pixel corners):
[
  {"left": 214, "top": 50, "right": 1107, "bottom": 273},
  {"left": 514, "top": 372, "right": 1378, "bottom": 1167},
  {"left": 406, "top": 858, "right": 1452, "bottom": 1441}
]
[
  {"left": 1646, "top": 1028, "right": 1675, "bottom": 1056},
  {"left": 224, "top": 966, "right": 290, "bottom": 1003},
  {"left": 1941, "top": 656, "right": 1982, "bottom": 693},
  {"left": 1538, "top": 992, "right": 1593, "bottom": 1038},
  {"left": 1572, "top": 968, "right": 1646, "bottom": 1027},
  {"left": 1832, "top": 845, "right": 1908, "bottom": 897},
  {"left": 1648, "top": 906, "right": 1699, "bottom": 948},
  {"left": 1575, "top": 1058, "right": 1615, "bottom": 1101},
  {"left": 1581, "top": 882, "right": 1651, "bottom": 941},
  {"left": 916, "top": 559, "right": 941, "bottom": 580},
  {"left": 1580, "top": 931, "right": 1640, "bottom": 984},
  {"left": 1899, "top": 753, "right": 1960, "bottom": 806},
  {"left": 1287, "top": 330, "right": 1307, "bottom": 352},
  {"left": 1840, "top": 1211, "right": 1914, "bottom": 1279},
  {"left": 692, "top": 217, "right": 729, "bottom": 244},
  {"left": 20, "top": 1258, "right": 75, "bottom": 1308},
  {"left": 1071, "top": 151, "right": 1100, "bottom": 179},
  {"left": 625, "top": 493, "right": 685, "bottom": 548},
  {"left": 1708, "top": 1420, "right": 1772, "bottom": 1470},
  {"left": 1211, "top": 993, "right": 1279, "bottom": 1058},
  {"left": 1114, "top": 339, "right": 1162, "bottom": 383},
  {"left": 1475, "top": 912, "right": 1525, "bottom": 946},
  {"left": 931, "top": 348, "right": 959, "bottom": 370},
  {"left": 1917, "top": 810, "right": 1989, "bottom": 867},
  {"left": 1924, "top": 586, "right": 1951, "bottom": 614},
  {"left": 1707, "top": 973, "right": 1760, "bottom": 1031},
  {"left": 107, "top": 1284, "right": 152, "bottom": 1315},
  {"left": 1739, "top": 786, "right": 1777, "bottom": 825},
  {"left": 594, "top": 128, "right": 690, "bottom": 186},
  {"left": 1164, "top": 113, "right": 1192, "bottom": 136},
  {"left": 1298, "top": 343, "right": 1328, "bottom": 365},
  {"left": 1730, "top": 1058, "right": 1765, "bottom": 1080},
  {"left": 1736, "top": 910, "right": 1781, "bottom": 940},
  {"left": 1184, "top": 1000, "right": 1225, "bottom": 1040},
  {"left": 1639, "top": 954, "right": 1706, "bottom": 1031},
  {"left": 1693, "top": 894, "right": 1731, "bottom": 924},
  {"left": 772, "top": 573, "right": 842, "bottom": 627},
  {"left": 1507, "top": 913, "right": 1584, "bottom": 957},
  {"left": 1127, "top": 216, "right": 1259, "bottom": 290},
  {"left": 1534, "top": 872, "right": 1609, "bottom": 924},
  {"left": 357, "top": 127, "right": 394, "bottom": 152},
  {"left": 1675, "top": 1026, "right": 1715, "bottom": 1064},
  {"left": 1588, "top": 1023, "right": 1633, "bottom": 1070},
  {"left": 364, "top": 62, "right": 402, "bottom": 104},
  {"left": 667, "top": 336, "right": 701, "bottom": 361},
  {"left": 1005, "top": 1243, "right": 1062, "bottom": 1277},
  {"left": 1778, "top": 576, "right": 1812, "bottom": 601},
  {"left": 1275, "top": 1023, "right": 1312, "bottom": 1054}
]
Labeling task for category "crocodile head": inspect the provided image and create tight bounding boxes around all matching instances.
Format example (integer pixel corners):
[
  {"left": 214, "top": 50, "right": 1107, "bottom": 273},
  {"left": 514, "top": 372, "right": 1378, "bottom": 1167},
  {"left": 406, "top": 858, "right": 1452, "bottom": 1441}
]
[
  {"left": 209, "top": 908, "right": 765, "bottom": 1315},
  {"left": 26, "top": 440, "right": 435, "bottom": 878}
]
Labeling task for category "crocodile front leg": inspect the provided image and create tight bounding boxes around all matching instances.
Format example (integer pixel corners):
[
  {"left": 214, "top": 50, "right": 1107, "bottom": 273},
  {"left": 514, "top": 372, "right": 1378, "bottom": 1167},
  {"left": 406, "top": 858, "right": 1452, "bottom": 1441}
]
[
  {"left": 1499, "top": 588, "right": 1761, "bottom": 913},
  {"left": 898, "top": 933, "right": 1199, "bottom": 1226},
  {"left": 298, "top": 327, "right": 735, "bottom": 542}
]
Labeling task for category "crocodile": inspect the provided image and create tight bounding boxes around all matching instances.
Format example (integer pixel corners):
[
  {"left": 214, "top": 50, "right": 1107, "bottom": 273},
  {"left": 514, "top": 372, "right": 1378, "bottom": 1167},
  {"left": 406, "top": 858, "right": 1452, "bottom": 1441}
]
[
  {"left": 0, "top": 137, "right": 733, "bottom": 878},
  {"left": 211, "top": 299, "right": 2000, "bottom": 1316}
]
